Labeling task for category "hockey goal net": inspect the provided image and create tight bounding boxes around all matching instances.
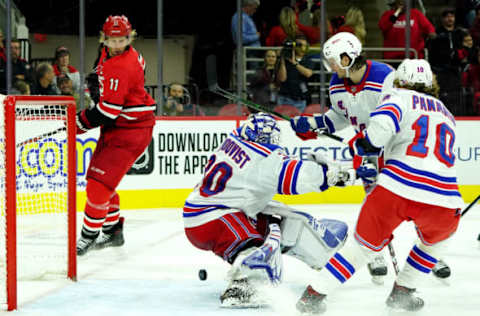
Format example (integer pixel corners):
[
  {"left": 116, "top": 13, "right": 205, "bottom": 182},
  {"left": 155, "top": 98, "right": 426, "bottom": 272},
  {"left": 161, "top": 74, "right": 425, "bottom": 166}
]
[{"left": 0, "top": 95, "right": 77, "bottom": 311}]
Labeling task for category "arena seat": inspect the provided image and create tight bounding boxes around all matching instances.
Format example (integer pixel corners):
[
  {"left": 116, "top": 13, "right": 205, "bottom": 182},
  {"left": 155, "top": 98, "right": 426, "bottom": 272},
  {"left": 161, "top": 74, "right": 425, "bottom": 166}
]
[
  {"left": 218, "top": 103, "right": 250, "bottom": 116},
  {"left": 273, "top": 104, "right": 301, "bottom": 117},
  {"left": 303, "top": 104, "right": 327, "bottom": 114}
]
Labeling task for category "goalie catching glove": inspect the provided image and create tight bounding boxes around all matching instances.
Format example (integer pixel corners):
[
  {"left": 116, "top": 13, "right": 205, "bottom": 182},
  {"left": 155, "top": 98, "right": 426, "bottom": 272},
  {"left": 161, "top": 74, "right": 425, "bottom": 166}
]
[
  {"left": 290, "top": 114, "right": 331, "bottom": 141},
  {"left": 307, "top": 151, "right": 378, "bottom": 186}
]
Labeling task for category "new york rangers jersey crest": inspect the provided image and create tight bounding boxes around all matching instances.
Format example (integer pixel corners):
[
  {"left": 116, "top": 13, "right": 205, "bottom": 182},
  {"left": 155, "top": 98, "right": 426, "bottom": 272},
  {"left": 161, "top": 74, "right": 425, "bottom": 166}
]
[{"left": 326, "top": 60, "right": 395, "bottom": 133}]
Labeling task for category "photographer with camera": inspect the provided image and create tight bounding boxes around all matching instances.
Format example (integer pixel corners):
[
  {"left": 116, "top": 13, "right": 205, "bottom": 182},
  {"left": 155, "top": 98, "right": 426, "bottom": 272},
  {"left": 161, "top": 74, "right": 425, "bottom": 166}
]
[
  {"left": 164, "top": 83, "right": 203, "bottom": 116},
  {"left": 277, "top": 35, "right": 313, "bottom": 112},
  {"left": 164, "top": 83, "right": 187, "bottom": 116}
]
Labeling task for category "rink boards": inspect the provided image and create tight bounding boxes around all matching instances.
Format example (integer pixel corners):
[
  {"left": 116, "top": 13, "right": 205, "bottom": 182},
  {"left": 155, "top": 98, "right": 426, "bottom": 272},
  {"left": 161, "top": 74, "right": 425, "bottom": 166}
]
[{"left": 68, "top": 116, "right": 479, "bottom": 209}]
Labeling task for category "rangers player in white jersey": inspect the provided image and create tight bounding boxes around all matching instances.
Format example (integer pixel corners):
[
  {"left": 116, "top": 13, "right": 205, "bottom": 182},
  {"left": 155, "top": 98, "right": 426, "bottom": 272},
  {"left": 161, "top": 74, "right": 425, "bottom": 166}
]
[
  {"left": 290, "top": 32, "right": 450, "bottom": 280},
  {"left": 296, "top": 59, "right": 464, "bottom": 314},
  {"left": 291, "top": 32, "right": 395, "bottom": 282},
  {"left": 183, "top": 113, "right": 376, "bottom": 307}
]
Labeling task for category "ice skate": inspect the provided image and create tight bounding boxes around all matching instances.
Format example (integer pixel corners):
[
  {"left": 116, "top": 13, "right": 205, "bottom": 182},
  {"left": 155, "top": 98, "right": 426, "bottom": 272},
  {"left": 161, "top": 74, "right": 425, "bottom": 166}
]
[
  {"left": 220, "top": 278, "right": 264, "bottom": 308},
  {"left": 95, "top": 217, "right": 125, "bottom": 250},
  {"left": 296, "top": 285, "right": 327, "bottom": 314},
  {"left": 432, "top": 259, "right": 451, "bottom": 279},
  {"left": 368, "top": 254, "right": 388, "bottom": 285},
  {"left": 386, "top": 282, "right": 424, "bottom": 311},
  {"left": 76, "top": 236, "right": 97, "bottom": 256}
]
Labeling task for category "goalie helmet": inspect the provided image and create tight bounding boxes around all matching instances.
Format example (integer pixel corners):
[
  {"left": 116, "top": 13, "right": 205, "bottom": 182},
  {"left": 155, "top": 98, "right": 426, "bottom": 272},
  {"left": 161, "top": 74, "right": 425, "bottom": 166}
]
[
  {"left": 103, "top": 15, "right": 132, "bottom": 37},
  {"left": 322, "top": 32, "right": 362, "bottom": 71},
  {"left": 395, "top": 59, "right": 433, "bottom": 87},
  {"left": 239, "top": 113, "right": 281, "bottom": 145}
]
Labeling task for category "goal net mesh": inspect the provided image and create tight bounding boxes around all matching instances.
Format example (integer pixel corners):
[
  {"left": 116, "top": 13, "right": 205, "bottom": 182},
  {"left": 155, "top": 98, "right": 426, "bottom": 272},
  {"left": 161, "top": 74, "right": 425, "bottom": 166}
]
[{"left": 0, "top": 95, "right": 75, "bottom": 308}]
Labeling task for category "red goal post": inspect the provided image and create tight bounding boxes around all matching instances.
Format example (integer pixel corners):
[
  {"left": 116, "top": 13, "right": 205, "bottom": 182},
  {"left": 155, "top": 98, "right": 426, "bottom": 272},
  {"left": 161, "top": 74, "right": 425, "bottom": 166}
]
[{"left": 0, "top": 95, "right": 77, "bottom": 311}]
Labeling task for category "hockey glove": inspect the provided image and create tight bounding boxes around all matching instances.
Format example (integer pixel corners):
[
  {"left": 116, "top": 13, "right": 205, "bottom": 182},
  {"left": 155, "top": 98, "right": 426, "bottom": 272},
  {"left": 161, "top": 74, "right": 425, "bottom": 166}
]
[
  {"left": 75, "top": 110, "right": 94, "bottom": 135},
  {"left": 290, "top": 114, "right": 327, "bottom": 141},
  {"left": 306, "top": 151, "right": 355, "bottom": 187},
  {"left": 348, "top": 131, "right": 383, "bottom": 169},
  {"left": 356, "top": 162, "right": 378, "bottom": 185}
]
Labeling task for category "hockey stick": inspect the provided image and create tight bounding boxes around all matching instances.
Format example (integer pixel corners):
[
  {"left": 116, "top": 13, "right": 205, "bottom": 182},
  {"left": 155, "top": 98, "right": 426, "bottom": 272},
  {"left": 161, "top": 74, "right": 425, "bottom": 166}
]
[
  {"left": 387, "top": 195, "right": 480, "bottom": 276},
  {"left": 461, "top": 194, "right": 480, "bottom": 217},
  {"left": 387, "top": 243, "right": 400, "bottom": 275},
  {"left": 211, "top": 85, "right": 346, "bottom": 143},
  {"left": 16, "top": 126, "right": 66, "bottom": 148}
]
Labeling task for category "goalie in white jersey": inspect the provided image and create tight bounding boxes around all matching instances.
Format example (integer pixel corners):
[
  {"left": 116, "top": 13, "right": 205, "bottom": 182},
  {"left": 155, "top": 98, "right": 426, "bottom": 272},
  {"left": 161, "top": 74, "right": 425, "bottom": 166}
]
[
  {"left": 183, "top": 113, "right": 376, "bottom": 307},
  {"left": 296, "top": 59, "right": 463, "bottom": 314}
]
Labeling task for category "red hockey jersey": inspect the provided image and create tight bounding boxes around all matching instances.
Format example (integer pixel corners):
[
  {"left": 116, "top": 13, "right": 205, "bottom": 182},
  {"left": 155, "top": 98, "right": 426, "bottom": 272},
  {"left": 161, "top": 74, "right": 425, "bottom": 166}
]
[{"left": 96, "top": 46, "right": 156, "bottom": 128}]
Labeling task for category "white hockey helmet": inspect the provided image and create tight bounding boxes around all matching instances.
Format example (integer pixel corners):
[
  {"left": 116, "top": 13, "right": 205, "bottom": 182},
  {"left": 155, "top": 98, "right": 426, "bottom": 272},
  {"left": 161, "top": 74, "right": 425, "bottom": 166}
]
[
  {"left": 322, "top": 32, "right": 362, "bottom": 71},
  {"left": 395, "top": 59, "right": 433, "bottom": 87},
  {"left": 239, "top": 113, "right": 281, "bottom": 145}
]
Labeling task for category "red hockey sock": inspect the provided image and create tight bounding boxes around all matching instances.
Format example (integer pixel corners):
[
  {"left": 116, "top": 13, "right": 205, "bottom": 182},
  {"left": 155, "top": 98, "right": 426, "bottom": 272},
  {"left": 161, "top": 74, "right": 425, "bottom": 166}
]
[
  {"left": 103, "top": 192, "right": 120, "bottom": 232},
  {"left": 81, "top": 179, "right": 114, "bottom": 238}
]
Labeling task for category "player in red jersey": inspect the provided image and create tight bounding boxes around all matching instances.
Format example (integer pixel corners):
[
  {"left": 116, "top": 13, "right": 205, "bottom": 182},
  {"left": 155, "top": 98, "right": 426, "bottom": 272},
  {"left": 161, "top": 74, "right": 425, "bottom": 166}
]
[{"left": 76, "top": 15, "right": 156, "bottom": 256}]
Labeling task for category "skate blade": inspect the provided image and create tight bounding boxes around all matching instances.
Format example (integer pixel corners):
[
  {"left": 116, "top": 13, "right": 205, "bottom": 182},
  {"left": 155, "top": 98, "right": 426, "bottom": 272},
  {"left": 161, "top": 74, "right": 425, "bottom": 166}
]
[
  {"left": 220, "top": 301, "right": 268, "bottom": 309},
  {"left": 432, "top": 274, "right": 451, "bottom": 286},
  {"left": 382, "top": 306, "right": 424, "bottom": 316}
]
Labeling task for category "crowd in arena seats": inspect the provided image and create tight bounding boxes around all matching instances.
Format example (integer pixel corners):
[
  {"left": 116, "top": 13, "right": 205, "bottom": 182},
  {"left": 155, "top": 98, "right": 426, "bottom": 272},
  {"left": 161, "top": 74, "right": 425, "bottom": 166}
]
[
  {"left": 2, "top": 1, "right": 480, "bottom": 117},
  {"left": 238, "top": 0, "right": 480, "bottom": 118}
]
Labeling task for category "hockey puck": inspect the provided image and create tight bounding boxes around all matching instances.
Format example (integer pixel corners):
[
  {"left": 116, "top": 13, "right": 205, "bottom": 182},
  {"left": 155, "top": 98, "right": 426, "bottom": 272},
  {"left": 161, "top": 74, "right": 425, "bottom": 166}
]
[{"left": 198, "top": 269, "right": 207, "bottom": 281}]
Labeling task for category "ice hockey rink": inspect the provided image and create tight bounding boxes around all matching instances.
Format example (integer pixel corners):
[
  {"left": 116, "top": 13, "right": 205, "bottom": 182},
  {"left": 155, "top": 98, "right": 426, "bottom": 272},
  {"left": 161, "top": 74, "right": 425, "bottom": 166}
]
[{"left": 11, "top": 203, "right": 480, "bottom": 316}]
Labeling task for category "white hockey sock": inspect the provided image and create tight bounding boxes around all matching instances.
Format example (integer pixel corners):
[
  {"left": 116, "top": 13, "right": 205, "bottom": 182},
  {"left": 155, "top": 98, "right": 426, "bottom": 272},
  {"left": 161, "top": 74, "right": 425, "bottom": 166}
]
[
  {"left": 311, "top": 236, "right": 372, "bottom": 294},
  {"left": 396, "top": 242, "right": 439, "bottom": 289}
]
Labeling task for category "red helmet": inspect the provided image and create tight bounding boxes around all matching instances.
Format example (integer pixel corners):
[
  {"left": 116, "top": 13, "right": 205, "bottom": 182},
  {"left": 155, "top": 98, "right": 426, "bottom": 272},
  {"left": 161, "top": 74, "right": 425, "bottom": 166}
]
[{"left": 102, "top": 15, "right": 132, "bottom": 37}]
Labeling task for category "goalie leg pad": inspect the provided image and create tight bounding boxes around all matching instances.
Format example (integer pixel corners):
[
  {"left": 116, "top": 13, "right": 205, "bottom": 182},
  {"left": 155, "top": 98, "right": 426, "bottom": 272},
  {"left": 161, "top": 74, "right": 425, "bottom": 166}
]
[
  {"left": 281, "top": 212, "right": 348, "bottom": 270},
  {"left": 232, "top": 224, "right": 283, "bottom": 285}
]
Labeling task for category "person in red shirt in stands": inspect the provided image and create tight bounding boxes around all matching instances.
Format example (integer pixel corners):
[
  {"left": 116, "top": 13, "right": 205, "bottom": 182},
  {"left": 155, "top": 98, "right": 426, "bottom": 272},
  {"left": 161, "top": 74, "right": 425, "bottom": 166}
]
[
  {"left": 462, "top": 49, "right": 480, "bottom": 115},
  {"left": 75, "top": 15, "right": 156, "bottom": 256},
  {"left": 379, "top": 0, "right": 435, "bottom": 61},
  {"left": 266, "top": 7, "right": 299, "bottom": 46}
]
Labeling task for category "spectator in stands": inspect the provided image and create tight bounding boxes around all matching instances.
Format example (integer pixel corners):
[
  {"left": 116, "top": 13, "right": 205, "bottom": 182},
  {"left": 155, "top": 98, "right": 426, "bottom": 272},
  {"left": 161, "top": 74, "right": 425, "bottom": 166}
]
[
  {"left": 266, "top": 7, "right": 298, "bottom": 46},
  {"left": 249, "top": 49, "right": 280, "bottom": 108},
  {"left": 277, "top": 34, "right": 313, "bottom": 112},
  {"left": 164, "top": 83, "right": 203, "bottom": 116},
  {"left": 456, "top": 0, "right": 480, "bottom": 28},
  {"left": 295, "top": 0, "right": 311, "bottom": 26},
  {"left": 231, "top": 0, "right": 261, "bottom": 47},
  {"left": 0, "top": 37, "right": 32, "bottom": 94},
  {"left": 462, "top": 48, "right": 480, "bottom": 114},
  {"left": 31, "top": 62, "right": 58, "bottom": 95},
  {"left": 379, "top": 0, "right": 435, "bottom": 62},
  {"left": 298, "top": 8, "right": 333, "bottom": 46},
  {"left": 458, "top": 31, "right": 476, "bottom": 70},
  {"left": 58, "top": 74, "right": 92, "bottom": 111},
  {"left": 12, "top": 80, "right": 30, "bottom": 95},
  {"left": 469, "top": 5, "right": 480, "bottom": 45},
  {"left": 232, "top": 0, "right": 261, "bottom": 71},
  {"left": 429, "top": 8, "right": 468, "bottom": 115},
  {"left": 53, "top": 46, "right": 81, "bottom": 94},
  {"left": 11, "top": 39, "right": 32, "bottom": 86},
  {"left": 335, "top": 7, "right": 366, "bottom": 45}
]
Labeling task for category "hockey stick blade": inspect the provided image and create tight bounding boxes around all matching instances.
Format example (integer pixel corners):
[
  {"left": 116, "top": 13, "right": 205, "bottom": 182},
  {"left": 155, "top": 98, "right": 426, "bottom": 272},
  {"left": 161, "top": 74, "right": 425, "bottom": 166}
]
[
  {"left": 212, "top": 87, "right": 345, "bottom": 143},
  {"left": 17, "top": 126, "right": 67, "bottom": 148},
  {"left": 461, "top": 194, "right": 480, "bottom": 217},
  {"left": 387, "top": 243, "right": 400, "bottom": 275}
]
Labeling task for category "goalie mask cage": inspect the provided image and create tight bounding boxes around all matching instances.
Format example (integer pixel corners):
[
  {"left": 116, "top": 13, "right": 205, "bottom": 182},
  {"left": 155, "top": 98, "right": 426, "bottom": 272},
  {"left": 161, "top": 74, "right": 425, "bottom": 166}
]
[{"left": 0, "top": 95, "right": 77, "bottom": 311}]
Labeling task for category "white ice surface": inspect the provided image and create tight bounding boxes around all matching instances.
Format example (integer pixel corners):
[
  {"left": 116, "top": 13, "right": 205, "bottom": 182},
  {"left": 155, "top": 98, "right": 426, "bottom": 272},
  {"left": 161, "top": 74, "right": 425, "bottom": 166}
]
[{"left": 8, "top": 204, "right": 480, "bottom": 316}]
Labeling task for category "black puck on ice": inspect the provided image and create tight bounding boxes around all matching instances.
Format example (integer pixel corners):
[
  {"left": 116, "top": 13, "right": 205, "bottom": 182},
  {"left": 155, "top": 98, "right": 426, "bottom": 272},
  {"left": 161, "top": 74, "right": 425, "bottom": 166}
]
[{"left": 198, "top": 269, "right": 207, "bottom": 281}]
